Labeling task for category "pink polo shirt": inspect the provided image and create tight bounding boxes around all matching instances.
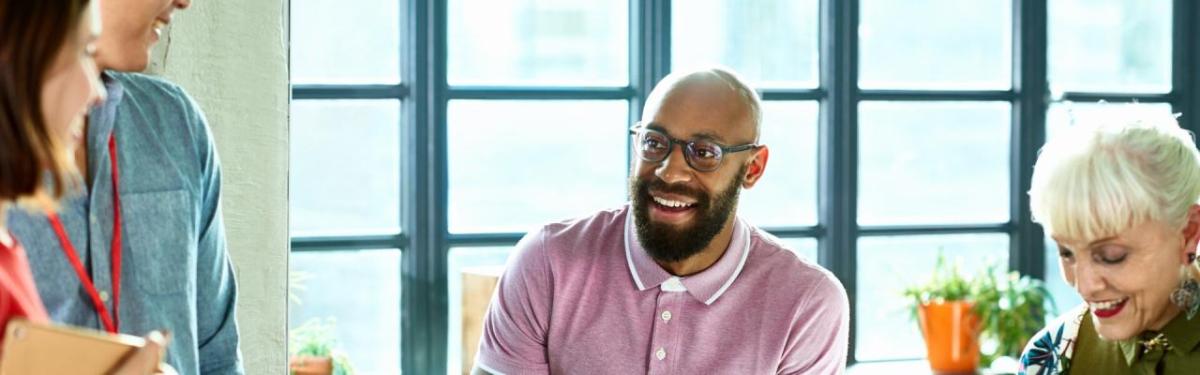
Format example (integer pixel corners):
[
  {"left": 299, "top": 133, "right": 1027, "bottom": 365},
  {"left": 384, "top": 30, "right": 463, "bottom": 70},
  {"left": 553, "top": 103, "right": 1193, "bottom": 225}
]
[{"left": 476, "top": 205, "right": 850, "bottom": 374}]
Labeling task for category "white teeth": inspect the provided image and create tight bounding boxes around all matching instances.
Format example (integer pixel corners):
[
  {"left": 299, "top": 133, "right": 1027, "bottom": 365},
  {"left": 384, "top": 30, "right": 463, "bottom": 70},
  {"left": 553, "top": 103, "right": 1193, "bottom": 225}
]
[
  {"left": 652, "top": 196, "right": 693, "bottom": 209},
  {"left": 1089, "top": 298, "right": 1127, "bottom": 311}
]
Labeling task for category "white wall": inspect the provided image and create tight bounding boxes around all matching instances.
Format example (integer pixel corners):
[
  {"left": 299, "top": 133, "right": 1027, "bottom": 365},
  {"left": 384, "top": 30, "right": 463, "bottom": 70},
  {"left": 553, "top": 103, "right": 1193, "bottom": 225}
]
[{"left": 148, "top": 1, "right": 290, "bottom": 374}]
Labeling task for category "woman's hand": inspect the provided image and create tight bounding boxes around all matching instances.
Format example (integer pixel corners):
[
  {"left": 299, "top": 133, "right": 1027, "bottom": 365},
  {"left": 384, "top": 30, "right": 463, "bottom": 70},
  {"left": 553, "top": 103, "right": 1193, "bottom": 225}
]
[{"left": 110, "top": 331, "right": 176, "bottom": 375}]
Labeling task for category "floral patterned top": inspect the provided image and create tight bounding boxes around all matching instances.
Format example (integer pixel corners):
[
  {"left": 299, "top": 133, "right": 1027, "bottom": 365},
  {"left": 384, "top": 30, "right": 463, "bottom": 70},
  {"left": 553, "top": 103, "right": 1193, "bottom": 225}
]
[{"left": 1018, "top": 304, "right": 1087, "bottom": 375}]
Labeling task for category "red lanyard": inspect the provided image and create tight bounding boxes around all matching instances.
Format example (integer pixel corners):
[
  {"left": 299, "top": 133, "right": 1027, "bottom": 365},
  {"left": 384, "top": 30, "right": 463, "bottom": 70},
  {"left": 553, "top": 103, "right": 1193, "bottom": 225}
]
[{"left": 46, "top": 133, "right": 122, "bottom": 334}]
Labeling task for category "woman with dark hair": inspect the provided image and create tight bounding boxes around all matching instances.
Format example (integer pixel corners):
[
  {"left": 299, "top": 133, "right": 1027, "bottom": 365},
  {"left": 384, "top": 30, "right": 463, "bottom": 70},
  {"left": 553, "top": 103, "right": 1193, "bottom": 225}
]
[
  {"left": 0, "top": 0, "right": 104, "bottom": 340},
  {"left": 1, "top": 1, "right": 170, "bottom": 373}
]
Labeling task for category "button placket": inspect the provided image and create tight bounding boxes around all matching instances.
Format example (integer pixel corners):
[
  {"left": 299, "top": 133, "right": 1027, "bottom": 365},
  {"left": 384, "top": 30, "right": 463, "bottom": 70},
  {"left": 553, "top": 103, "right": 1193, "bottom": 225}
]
[
  {"left": 87, "top": 210, "right": 113, "bottom": 302},
  {"left": 647, "top": 291, "right": 684, "bottom": 375}
]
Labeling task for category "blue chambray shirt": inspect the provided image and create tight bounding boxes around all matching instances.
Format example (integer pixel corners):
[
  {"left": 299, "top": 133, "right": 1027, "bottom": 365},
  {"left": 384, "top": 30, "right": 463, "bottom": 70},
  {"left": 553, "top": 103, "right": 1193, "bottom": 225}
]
[{"left": 4, "top": 72, "right": 244, "bottom": 374}]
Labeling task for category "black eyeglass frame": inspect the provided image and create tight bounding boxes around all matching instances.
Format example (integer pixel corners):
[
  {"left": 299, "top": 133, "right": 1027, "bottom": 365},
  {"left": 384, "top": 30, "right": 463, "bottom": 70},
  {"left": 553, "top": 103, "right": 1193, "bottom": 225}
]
[{"left": 629, "top": 123, "right": 761, "bottom": 172}]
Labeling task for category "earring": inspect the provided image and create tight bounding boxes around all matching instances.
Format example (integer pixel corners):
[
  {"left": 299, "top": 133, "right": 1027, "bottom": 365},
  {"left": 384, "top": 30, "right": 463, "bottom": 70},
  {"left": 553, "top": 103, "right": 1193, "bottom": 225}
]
[{"left": 1170, "top": 253, "right": 1200, "bottom": 320}]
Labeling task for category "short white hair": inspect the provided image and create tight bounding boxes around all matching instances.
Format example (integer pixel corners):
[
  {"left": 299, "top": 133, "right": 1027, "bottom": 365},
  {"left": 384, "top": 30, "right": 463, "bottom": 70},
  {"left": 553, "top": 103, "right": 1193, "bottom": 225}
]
[{"left": 1029, "top": 106, "right": 1200, "bottom": 241}]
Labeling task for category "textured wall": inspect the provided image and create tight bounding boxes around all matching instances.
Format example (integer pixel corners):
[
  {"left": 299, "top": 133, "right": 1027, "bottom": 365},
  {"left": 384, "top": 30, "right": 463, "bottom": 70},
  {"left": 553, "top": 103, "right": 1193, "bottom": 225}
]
[{"left": 147, "top": 1, "right": 290, "bottom": 374}]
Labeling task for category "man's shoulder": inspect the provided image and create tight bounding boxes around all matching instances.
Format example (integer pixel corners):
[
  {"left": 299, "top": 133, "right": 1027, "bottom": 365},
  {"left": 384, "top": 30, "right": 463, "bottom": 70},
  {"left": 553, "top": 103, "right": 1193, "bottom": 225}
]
[
  {"left": 745, "top": 227, "right": 847, "bottom": 301},
  {"left": 108, "top": 72, "right": 211, "bottom": 149},
  {"left": 110, "top": 71, "right": 191, "bottom": 102},
  {"left": 513, "top": 206, "right": 628, "bottom": 262},
  {"left": 540, "top": 206, "right": 627, "bottom": 239}
]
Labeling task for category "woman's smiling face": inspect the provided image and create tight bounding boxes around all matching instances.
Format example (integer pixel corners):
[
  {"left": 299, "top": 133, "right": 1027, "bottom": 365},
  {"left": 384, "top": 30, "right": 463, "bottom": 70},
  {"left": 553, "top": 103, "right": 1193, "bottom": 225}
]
[{"left": 1055, "top": 216, "right": 1196, "bottom": 340}]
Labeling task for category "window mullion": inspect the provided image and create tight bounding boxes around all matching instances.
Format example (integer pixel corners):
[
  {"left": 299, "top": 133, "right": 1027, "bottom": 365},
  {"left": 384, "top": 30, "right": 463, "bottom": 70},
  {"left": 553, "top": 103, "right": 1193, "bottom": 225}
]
[
  {"left": 1010, "top": 0, "right": 1048, "bottom": 279},
  {"left": 819, "top": 0, "right": 860, "bottom": 364}
]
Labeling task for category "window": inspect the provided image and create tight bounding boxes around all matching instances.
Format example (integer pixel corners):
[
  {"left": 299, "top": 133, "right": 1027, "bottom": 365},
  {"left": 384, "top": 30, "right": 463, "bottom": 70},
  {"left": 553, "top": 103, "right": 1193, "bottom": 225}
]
[
  {"left": 672, "top": 0, "right": 820, "bottom": 88},
  {"left": 291, "top": 0, "right": 400, "bottom": 84},
  {"left": 852, "top": 0, "right": 1017, "bottom": 361},
  {"left": 289, "top": 0, "right": 1200, "bottom": 372},
  {"left": 289, "top": 250, "right": 402, "bottom": 374},
  {"left": 289, "top": 0, "right": 404, "bottom": 373},
  {"left": 1048, "top": 0, "right": 1172, "bottom": 94},
  {"left": 859, "top": 0, "right": 1012, "bottom": 90},
  {"left": 446, "top": 100, "right": 628, "bottom": 234},
  {"left": 448, "top": 0, "right": 628, "bottom": 87}
]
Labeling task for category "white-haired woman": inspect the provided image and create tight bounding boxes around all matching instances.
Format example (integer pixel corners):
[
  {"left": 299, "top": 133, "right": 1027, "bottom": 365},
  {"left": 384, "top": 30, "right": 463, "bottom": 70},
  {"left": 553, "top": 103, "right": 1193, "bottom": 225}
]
[{"left": 1018, "top": 108, "right": 1200, "bottom": 374}]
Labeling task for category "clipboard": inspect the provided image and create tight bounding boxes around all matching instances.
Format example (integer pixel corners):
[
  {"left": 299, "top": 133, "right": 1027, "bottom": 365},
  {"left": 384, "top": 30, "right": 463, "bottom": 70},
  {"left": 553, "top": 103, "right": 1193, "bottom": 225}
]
[{"left": 0, "top": 319, "right": 145, "bottom": 375}]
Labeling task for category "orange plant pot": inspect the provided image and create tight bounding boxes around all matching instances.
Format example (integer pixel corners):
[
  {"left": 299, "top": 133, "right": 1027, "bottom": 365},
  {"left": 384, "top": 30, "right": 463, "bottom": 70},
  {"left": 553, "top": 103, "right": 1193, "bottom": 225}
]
[
  {"left": 917, "top": 301, "right": 982, "bottom": 374},
  {"left": 288, "top": 355, "right": 332, "bottom": 375}
]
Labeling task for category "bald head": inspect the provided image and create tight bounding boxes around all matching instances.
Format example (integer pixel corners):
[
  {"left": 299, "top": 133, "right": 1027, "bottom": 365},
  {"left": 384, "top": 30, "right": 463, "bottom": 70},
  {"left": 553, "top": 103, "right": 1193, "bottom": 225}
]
[{"left": 642, "top": 67, "right": 762, "bottom": 143}]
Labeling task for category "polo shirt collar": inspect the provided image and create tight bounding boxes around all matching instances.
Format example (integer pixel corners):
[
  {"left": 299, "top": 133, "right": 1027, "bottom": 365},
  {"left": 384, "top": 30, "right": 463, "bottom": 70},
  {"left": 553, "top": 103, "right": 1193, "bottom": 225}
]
[{"left": 623, "top": 206, "right": 750, "bottom": 305}]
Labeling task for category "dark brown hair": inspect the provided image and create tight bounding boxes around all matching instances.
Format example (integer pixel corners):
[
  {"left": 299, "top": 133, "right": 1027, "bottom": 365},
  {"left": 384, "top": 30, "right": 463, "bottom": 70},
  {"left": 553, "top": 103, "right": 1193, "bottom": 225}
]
[{"left": 0, "top": 0, "right": 91, "bottom": 203}]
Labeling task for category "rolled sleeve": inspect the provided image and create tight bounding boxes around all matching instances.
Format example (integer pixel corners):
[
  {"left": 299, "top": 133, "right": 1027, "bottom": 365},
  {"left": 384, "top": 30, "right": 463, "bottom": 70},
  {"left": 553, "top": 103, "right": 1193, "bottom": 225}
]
[{"left": 475, "top": 228, "right": 555, "bottom": 375}]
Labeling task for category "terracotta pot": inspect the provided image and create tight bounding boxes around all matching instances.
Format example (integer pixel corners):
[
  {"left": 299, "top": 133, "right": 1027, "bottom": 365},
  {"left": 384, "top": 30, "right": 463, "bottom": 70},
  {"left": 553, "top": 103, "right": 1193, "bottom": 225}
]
[
  {"left": 917, "top": 301, "right": 982, "bottom": 374},
  {"left": 289, "top": 355, "right": 333, "bottom": 375}
]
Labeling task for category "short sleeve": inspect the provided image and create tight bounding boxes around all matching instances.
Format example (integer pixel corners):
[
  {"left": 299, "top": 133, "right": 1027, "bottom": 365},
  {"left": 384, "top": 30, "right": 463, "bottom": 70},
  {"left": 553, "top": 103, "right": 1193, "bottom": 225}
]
[
  {"left": 474, "top": 228, "right": 555, "bottom": 375},
  {"left": 778, "top": 272, "right": 850, "bottom": 375}
]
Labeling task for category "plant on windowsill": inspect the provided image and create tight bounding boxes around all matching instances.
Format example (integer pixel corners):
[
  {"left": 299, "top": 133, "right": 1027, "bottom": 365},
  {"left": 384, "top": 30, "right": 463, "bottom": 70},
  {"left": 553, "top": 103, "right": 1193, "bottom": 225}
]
[
  {"left": 973, "top": 262, "right": 1056, "bottom": 373},
  {"left": 289, "top": 317, "right": 356, "bottom": 375},
  {"left": 289, "top": 272, "right": 356, "bottom": 375},
  {"left": 903, "top": 254, "right": 982, "bottom": 374},
  {"left": 902, "top": 254, "right": 1054, "bottom": 374}
]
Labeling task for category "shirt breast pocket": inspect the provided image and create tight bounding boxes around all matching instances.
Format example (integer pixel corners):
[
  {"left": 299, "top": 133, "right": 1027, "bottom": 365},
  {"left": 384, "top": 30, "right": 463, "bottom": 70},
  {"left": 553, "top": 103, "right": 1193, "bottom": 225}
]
[{"left": 122, "top": 189, "right": 197, "bottom": 295}]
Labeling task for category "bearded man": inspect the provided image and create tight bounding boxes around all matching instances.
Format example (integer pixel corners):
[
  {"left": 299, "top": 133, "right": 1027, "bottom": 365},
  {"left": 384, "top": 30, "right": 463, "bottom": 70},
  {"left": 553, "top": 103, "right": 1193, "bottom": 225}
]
[{"left": 473, "top": 67, "right": 849, "bottom": 375}]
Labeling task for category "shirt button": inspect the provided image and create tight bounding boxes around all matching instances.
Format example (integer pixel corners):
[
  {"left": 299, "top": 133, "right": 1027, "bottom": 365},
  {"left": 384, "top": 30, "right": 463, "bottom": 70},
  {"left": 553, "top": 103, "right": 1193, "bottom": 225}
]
[
  {"left": 667, "top": 278, "right": 682, "bottom": 289},
  {"left": 99, "top": 290, "right": 110, "bottom": 302},
  {"left": 661, "top": 311, "right": 672, "bottom": 322},
  {"left": 656, "top": 348, "right": 666, "bottom": 360}
]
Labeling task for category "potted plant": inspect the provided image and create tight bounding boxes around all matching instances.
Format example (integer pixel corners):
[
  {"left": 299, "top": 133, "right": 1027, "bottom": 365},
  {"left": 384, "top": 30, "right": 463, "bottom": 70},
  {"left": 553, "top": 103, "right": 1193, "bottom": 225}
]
[
  {"left": 903, "top": 255, "right": 983, "bottom": 374},
  {"left": 903, "top": 254, "right": 1054, "bottom": 374},
  {"left": 288, "top": 272, "right": 356, "bottom": 375},
  {"left": 288, "top": 317, "right": 356, "bottom": 375},
  {"left": 974, "top": 263, "right": 1055, "bottom": 372}
]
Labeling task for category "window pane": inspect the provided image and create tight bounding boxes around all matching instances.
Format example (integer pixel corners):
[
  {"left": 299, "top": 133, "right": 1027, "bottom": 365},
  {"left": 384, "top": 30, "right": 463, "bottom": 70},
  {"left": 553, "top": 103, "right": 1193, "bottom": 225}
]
[
  {"left": 739, "top": 102, "right": 818, "bottom": 227},
  {"left": 448, "top": 0, "right": 628, "bottom": 86},
  {"left": 291, "top": 0, "right": 400, "bottom": 84},
  {"left": 859, "top": 0, "right": 1012, "bottom": 90},
  {"left": 447, "top": 247, "right": 514, "bottom": 375},
  {"left": 1045, "top": 102, "right": 1174, "bottom": 142},
  {"left": 777, "top": 237, "right": 818, "bottom": 262},
  {"left": 290, "top": 249, "right": 401, "bottom": 375},
  {"left": 858, "top": 102, "right": 1011, "bottom": 225},
  {"left": 448, "top": 100, "right": 628, "bottom": 233},
  {"left": 672, "top": 0, "right": 819, "bottom": 88},
  {"left": 856, "top": 234, "right": 1010, "bottom": 361},
  {"left": 1048, "top": 0, "right": 1172, "bottom": 93},
  {"left": 290, "top": 100, "right": 400, "bottom": 236}
]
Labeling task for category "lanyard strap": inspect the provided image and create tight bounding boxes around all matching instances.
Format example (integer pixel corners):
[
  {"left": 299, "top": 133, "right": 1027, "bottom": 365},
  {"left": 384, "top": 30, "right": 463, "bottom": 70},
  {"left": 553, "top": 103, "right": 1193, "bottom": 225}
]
[{"left": 46, "top": 133, "right": 122, "bottom": 334}]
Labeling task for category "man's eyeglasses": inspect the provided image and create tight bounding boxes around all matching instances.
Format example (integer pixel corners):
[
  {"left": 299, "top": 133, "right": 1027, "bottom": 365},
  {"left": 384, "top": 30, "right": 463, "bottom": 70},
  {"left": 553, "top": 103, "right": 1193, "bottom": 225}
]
[{"left": 629, "top": 124, "right": 759, "bottom": 172}]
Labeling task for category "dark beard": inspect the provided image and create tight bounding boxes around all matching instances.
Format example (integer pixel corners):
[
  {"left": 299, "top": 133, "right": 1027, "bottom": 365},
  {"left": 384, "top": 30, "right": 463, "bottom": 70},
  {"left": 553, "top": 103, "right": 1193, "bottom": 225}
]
[{"left": 630, "top": 166, "right": 745, "bottom": 263}]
